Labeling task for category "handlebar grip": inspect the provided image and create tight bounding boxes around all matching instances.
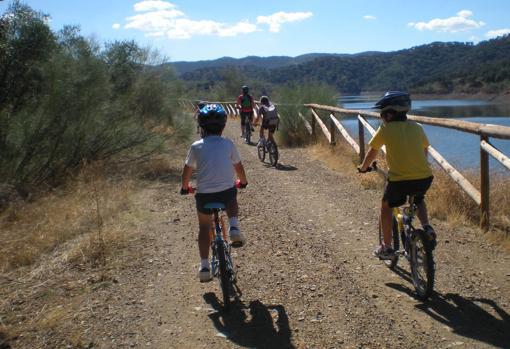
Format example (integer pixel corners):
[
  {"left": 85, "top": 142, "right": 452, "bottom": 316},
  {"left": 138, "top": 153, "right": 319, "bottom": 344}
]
[{"left": 235, "top": 179, "right": 248, "bottom": 189}]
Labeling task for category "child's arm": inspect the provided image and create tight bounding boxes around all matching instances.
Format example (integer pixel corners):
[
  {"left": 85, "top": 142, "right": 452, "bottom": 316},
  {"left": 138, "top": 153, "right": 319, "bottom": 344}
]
[
  {"left": 359, "top": 147, "right": 378, "bottom": 172},
  {"left": 181, "top": 164, "right": 193, "bottom": 190},
  {"left": 233, "top": 162, "right": 247, "bottom": 185}
]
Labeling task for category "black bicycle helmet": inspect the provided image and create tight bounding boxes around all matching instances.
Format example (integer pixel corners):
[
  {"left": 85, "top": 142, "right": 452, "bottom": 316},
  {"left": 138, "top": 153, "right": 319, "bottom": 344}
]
[
  {"left": 198, "top": 104, "right": 227, "bottom": 131},
  {"left": 197, "top": 100, "right": 206, "bottom": 109},
  {"left": 373, "top": 91, "right": 411, "bottom": 113},
  {"left": 242, "top": 85, "right": 249, "bottom": 93}
]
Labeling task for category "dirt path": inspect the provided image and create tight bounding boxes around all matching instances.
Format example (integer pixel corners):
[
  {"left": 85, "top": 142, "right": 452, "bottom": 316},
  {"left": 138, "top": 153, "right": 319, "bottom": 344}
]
[{"left": 4, "top": 120, "right": 510, "bottom": 348}]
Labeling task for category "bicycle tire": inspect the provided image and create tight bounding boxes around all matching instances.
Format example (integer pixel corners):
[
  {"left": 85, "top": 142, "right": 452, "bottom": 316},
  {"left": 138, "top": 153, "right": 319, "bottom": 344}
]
[
  {"left": 245, "top": 122, "right": 251, "bottom": 144},
  {"left": 215, "top": 240, "right": 232, "bottom": 309},
  {"left": 268, "top": 141, "right": 278, "bottom": 167},
  {"left": 378, "top": 217, "right": 400, "bottom": 269},
  {"left": 257, "top": 143, "right": 266, "bottom": 162},
  {"left": 410, "top": 229, "right": 435, "bottom": 300}
]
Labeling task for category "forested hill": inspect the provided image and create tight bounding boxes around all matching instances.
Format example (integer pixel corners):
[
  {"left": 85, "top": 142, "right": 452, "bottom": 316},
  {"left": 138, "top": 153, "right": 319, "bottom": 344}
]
[{"left": 172, "top": 36, "right": 510, "bottom": 94}]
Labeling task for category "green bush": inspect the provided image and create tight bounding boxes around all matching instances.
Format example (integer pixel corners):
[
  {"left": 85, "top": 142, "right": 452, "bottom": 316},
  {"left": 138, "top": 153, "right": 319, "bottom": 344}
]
[{"left": 273, "top": 83, "right": 337, "bottom": 147}]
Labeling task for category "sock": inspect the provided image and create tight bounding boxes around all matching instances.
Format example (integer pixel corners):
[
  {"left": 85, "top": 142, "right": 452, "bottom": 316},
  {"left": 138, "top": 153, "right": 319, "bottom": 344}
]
[
  {"left": 200, "top": 258, "right": 210, "bottom": 269},
  {"left": 229, "top": 217, "right": 239, "bottom": 229}
]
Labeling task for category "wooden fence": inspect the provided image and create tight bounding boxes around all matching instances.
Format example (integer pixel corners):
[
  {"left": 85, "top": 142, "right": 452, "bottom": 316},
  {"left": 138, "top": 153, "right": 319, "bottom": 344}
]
[{"left": 302, "top": 103, "right": 510, "bottom": 231}]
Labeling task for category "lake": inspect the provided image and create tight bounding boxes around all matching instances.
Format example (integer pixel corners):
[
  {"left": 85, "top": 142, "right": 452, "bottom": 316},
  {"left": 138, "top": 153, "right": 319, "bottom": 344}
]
[{"left": 338, "top": 96, "right": 510, "bottom": 172}]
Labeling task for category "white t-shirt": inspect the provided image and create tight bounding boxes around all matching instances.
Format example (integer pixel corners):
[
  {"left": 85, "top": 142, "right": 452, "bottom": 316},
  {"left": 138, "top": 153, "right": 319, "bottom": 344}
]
[{"left": 185, "top": 136, "right": 241, "bottom": 193}]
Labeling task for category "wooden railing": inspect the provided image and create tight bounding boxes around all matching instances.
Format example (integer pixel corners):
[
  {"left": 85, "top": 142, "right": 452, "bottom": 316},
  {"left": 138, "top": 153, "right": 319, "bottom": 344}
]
[{"left": 303, "top": 103, "right": 510, "bottom": 231}]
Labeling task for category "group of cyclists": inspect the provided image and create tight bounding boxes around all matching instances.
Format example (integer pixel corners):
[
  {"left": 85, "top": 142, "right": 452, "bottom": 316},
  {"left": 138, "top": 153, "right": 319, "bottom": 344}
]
[{"left": 182, "top": 87, "right": 436, "bottom": 282}]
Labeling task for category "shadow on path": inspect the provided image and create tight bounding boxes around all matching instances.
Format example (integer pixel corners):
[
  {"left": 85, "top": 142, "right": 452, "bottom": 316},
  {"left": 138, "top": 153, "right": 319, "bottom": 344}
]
[
  {"left": 275, "top": 164, "right": 297, "bottom": 171},
  {"left": 386, "top": 283, "right": 510, "bottom": 348},
  {"left": 203, "top": 293, "right": 295, "bottom": 349}
]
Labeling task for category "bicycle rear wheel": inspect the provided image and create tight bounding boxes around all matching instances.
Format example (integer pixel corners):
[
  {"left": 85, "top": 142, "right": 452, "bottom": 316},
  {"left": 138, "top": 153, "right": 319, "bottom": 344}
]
[
  {"left": 268, "top": 141, "right": 278, "bottom": 167},
  {"left": 257, "top": 142, "right": 266, "bottom": 162},
  {"left": 410, "top": 229, "right": 435, "bottom": 300},
  {"left": 378, "top": 217, "right": 400, "bottom": 269},
  {"left": 244, "top": 122, "right": 251, "bottom": 144},
  {"left": 215, "top": 240, "right": 233, "bottom": 309}
]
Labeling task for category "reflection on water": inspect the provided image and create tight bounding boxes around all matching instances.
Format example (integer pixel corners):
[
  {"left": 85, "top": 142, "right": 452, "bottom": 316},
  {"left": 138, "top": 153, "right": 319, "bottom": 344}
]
[{"left": 338, "top": 96, "right": 510, "bottom": 172}]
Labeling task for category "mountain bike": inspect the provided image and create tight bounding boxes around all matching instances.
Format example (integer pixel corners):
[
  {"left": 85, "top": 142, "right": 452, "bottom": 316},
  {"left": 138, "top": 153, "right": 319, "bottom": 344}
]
[
  {"left": 359, "top": 163, "right": 435, "bottom": 300},
  {"left": 257, "top": 138, "right": 279, "bottom": 167},
  {"left": 184, "top": 184, "right": 244, "bottom": 309}
]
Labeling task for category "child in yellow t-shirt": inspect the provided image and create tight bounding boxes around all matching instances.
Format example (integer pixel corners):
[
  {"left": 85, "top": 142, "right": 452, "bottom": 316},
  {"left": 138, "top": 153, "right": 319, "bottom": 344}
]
[{"left": 358, "top": 92, "right": 436, "bottom": 259}]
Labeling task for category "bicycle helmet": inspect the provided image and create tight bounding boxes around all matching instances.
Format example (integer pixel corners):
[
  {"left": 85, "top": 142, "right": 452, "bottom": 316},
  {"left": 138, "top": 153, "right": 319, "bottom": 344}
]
[
  {"left": 373, "top": 91, "right": 411, "bottom": 113},
  {"left": 260, "top": 96, "right": 269, "bottom": 105},
  {"left": 198, "top": 104, "right": 227, "bottom": 132},
  {"left": 241, "top": 85, "right": 249, "bottom": 93}
]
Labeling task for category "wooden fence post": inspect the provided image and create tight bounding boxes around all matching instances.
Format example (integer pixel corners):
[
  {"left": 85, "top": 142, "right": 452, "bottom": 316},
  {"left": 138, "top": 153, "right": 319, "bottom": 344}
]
[
  {"left": 311, "top": 111, "right": 316, "bottom": 141},
  {"left": 480, "top": 135, "right": 490, "bottom": 231},
  {"left": 358, "top": 116, "right": 365, "bottom": 163},
  {"left": 329, "top": 114, "right": 336, "bottom": 146}
]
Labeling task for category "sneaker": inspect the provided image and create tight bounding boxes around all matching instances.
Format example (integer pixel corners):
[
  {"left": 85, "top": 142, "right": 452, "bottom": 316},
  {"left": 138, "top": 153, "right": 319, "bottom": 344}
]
[
  {"left": 423, "top": 225, "right": 437, "bottom": 249},
  {"left": 198, "top": 266, "right": 212, "bottom": 282},
  {"left": 373, "top": 245, "right": 395, "bottom": 260},
  {"left": 229, "top": 226, "right": 246, "bottom": 247}
]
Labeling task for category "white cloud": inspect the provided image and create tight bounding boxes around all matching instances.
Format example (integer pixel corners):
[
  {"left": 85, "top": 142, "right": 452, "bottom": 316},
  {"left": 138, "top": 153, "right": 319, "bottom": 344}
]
[
  {"left": 363, "top": 15, "right": 376, "bottom": 20},
  {"left": 134, "top": 0, "right": 175, "bottom": 12},
  {"left": 112, "top": 23, "right": 121, "bottom": 29},
  {"left": 485, "top": 28, "right": 510, "bottom": 38},
  {"left": 408, "top": 10, "right": 485, "bottom": 33},
  {"left": 257, "top": 11, "right": 313, "bottom": 33},
  {"left": 124, "top": 2, "right": 310, "bottom": 39}
]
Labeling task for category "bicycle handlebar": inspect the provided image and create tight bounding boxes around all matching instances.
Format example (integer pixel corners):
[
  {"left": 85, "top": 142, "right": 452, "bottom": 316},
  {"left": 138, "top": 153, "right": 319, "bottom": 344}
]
[
  {"left": 357, "top": 161, "right": 377, "bottom": 174},
  {"left": 180, "top": 180, "right": 247, "bottom": 195}
]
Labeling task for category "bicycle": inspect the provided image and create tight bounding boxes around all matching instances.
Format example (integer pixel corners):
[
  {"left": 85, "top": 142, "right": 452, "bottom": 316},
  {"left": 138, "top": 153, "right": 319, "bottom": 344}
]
[
  {"left": 244, "top": 116, "right": 253, "bottom": 144},
  {"left": 359, "top": 163, "right": 435, "bottom": 300},
  {"left": 184, "top": 184, "right": 244, "bottom": 309},
  {"left": 257, "top": 138, "right": 279, "bottom": 167}
]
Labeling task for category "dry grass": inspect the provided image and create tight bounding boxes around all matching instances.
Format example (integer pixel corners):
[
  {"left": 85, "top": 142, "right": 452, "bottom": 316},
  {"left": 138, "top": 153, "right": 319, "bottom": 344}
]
[{"left": 0, "top": 162, "right": 136, "bottom": 272}]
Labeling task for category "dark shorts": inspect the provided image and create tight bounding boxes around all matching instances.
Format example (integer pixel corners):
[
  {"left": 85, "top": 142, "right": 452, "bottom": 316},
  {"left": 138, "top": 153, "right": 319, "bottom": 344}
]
[
  {"left": 195, "top": 187, "right": 237, "bottom": 214},
  {"left": 262, "top": 118, "right": 278, "bottom": 132},
  {"left": 383, "top": 176, "right": 433, "bottom": 208},
  {"left": 240, "top": 111, "right": 253, "bottom": 126}
]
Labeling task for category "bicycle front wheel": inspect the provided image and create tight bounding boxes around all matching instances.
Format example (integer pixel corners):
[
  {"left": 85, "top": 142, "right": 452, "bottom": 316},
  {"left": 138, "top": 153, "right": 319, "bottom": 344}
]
[
  {"left": 257, "top": 142, "right": 266, "bottom": 162},
  {"left": 268, "top": 141, "right": 278, "bottom": 167},
  {"left": 410, "top": 229, "right": 435, "bottom": 300},
  {"left": 215, "top": 240, "right": 232, "bottom": 309},
  {"left": 244, "top": 123, "right": 251, "bottom": 144}
]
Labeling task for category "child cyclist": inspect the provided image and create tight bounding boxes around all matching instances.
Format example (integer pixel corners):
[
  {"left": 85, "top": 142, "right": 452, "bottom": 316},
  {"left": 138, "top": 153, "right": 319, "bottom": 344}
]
[
  {"left": 358, "top": 91, "right": 436, "bottom": 259},
  {"left": 257, "top": 96, "right": 279, "bottom": 146},
  {"left": 180, "top": 104, "right": 248, "bottom": 282}
]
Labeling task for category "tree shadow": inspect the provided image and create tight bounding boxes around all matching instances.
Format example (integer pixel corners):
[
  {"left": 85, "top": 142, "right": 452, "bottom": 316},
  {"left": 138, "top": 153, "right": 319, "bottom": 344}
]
[
  {"left": 386, "top": 283, "right": 510, "bottom": 348},
  {"left": 203, "top": 293, "right": 295, "bottom": 348}
]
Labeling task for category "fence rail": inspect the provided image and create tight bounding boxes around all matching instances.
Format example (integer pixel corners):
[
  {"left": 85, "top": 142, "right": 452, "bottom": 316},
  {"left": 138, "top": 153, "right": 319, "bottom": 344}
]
[{"left": 303, "top": 103, "right": 510, "bottom": 231}]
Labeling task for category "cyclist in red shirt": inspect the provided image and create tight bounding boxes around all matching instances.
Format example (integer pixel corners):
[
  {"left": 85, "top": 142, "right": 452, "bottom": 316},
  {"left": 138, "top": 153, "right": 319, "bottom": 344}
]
[{"left": 236, "top": 85, "right": 255, "bottom": 138}]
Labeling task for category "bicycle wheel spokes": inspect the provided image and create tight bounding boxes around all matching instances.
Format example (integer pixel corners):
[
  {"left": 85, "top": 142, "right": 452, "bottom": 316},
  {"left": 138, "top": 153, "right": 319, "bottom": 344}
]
[{"left": 410, "top": 230, "right": 435, "bottom": 300}]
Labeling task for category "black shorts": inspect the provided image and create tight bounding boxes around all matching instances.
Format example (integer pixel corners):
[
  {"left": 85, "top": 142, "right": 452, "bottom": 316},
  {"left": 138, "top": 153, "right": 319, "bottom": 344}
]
[
  {"left": 262, "top": 118, "right": 278, "bottom": 132},
  {"left": 240, "top": 111, "right": 253, "bottom": 126},
  {"left": 383, "top": 176, "right": 433, "bottom": 208},
  {"left": 195, "top": 187, "right": 237, "bottom": 214}
]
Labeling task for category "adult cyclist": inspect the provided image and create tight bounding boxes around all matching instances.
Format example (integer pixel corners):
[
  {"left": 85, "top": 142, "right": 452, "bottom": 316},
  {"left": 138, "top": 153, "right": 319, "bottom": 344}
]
[{"left": 236, "top": 86, "right": 255, "bottom": 138}]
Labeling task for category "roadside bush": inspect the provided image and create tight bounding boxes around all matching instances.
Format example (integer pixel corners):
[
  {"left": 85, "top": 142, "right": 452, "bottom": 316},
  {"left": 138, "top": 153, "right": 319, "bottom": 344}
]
[{"left": 273, "top": 83, "right": 337, "bottom": 147}]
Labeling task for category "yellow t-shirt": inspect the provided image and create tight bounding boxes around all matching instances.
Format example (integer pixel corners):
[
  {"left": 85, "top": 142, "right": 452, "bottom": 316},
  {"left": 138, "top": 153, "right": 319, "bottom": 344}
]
[{"left": 369, "top": 121, "right": 432, "bottom": 181}]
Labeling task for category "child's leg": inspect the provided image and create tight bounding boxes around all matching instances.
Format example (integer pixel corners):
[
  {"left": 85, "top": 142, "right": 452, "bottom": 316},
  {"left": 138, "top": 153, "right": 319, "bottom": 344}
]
[
  {"left": 417, "top": 200, "right": 430, "bottom": 226},
  {"left": 226, "top": 196, "right": 239, "bottom": 223},
  {"left": 380, "top": 199, "right": 393, "bottom": 246},
  {"left": 197, "top": 211, "right": 212, "bottom": 260}
]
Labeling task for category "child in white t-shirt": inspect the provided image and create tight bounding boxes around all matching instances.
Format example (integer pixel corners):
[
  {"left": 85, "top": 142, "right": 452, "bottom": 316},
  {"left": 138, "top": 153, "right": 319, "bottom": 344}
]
[{"left": 180, "top": 104, "right": 248, "bottom": 282}]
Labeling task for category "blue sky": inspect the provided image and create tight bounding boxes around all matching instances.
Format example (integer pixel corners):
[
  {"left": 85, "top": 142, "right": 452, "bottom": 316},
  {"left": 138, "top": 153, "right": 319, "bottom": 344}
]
[{"left": 1, "top": 0, "right": 510, "bottom": 62}]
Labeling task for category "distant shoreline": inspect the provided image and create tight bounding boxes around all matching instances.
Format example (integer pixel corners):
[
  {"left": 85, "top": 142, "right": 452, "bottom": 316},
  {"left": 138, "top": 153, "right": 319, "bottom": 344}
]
[{"left": 358, "top": 91, "right": 510, "bottom": 104}]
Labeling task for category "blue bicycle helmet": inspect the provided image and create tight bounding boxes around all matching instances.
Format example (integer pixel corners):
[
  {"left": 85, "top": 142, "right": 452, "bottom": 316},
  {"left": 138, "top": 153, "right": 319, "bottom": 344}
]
[
  {"left": 373, "top": 91, "right": 411, "bottom": 113},
  {"left": 198, "top": 104, "right": 227, "bottom": 131}
]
